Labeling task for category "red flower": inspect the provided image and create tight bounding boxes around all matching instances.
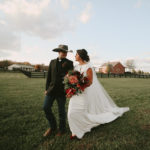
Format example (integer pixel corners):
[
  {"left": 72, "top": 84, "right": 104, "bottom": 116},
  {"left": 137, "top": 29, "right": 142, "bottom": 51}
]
[
  {"left": 80, "top": 85, "right": 86, "bottom": 91},
  {"left": 66, "top": 88, "right": 71, "bottom": 94},
  {"left": 66, "top": 88, "right": 76, "bottom": 94},
  {"left": 68, "top": 75, "right": 78, "bottom": 84},
  {"left": 83, "top": 77, "right": 89, "bottom": 83},
  {"left": 77, "top": 84, "right": 81, "bottom": 88},
  {"left": 66, "top": 88, "right": 76, "bottom": 98}
]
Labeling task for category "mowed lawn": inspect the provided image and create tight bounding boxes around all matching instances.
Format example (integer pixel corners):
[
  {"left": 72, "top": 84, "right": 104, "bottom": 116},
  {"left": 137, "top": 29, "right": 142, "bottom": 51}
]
[{"left": 0, "top": 72, "right": 150, "bottom": 150}]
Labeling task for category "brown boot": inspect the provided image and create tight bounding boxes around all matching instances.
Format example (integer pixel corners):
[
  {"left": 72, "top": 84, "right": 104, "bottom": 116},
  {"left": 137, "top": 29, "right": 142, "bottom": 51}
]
[
  {"left": 56, "top": 130, "right": 66, "bottom": 136},
  {"left": 43, "top": 128, "right": 56, "bottom": 137}
]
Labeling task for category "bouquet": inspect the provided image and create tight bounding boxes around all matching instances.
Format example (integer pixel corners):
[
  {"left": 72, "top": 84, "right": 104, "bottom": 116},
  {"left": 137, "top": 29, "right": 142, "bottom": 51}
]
[{"left": 63, "top": 70, "right": 89, "bottom": 98}]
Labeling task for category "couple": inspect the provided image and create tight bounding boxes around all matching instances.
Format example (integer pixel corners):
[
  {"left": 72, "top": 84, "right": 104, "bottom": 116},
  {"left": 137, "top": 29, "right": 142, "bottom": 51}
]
[{"left": 43, "top": 44, "right": 129, "bottom": 139}]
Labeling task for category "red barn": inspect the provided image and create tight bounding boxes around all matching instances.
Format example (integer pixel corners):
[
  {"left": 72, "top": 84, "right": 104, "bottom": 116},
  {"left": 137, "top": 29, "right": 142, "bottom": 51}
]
[{"left": 99, "top": 62, "right": 125, "bottom": 74}]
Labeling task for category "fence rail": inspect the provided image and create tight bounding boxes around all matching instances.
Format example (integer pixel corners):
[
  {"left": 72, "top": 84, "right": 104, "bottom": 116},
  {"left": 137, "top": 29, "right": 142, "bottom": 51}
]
[
  {"left": 20, "top": 70, "right": 48, "bottom": 78},
  {"left": 96, "top": 73, "right": 150, "bottom": 78},
  {"left": 20, "top": 70, "right": 150, "bottom": 79}
]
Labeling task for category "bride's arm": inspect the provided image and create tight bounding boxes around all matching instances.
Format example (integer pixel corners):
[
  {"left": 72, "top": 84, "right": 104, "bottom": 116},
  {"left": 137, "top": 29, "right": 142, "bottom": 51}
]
[{"left": 86, "top": 68, "right": 93, "bottom": 86}]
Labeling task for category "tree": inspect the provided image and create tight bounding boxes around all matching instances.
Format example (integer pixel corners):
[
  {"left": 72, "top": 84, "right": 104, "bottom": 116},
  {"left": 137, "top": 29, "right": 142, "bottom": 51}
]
[
  {"left": 137, "top": 70, "right": 142, "bottom": 75},
  {"left": 0, "top": 60, "right": 13, "bottom": 69},
  {"left": 34, "top": 64, "right": 41, "bottom": 71},
  {"left": 141, "top": 71, "right": 144, "bottom": 75},
  {"left": 125, "top": 59, "right": 136, "bottom": 72},
  {"left": 132, "top": 69, "right": 137, "bottom": 74},
  {"left": 145, "top": 72, "right": 150, "bottom": 75},
  {"left": 43, "top": 65, "right": 49, "bottom": 71},
  {"left": 23, "top": 62, "right": 31, "bottom": 65},
  {"left": 106, "top": 63, "right": 113, "bottom": 74}
]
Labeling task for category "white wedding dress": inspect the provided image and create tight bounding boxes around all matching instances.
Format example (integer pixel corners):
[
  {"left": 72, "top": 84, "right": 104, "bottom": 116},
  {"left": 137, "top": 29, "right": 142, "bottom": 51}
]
[{"left": 68, "top": 63, "right": 129, "bottom": 139}]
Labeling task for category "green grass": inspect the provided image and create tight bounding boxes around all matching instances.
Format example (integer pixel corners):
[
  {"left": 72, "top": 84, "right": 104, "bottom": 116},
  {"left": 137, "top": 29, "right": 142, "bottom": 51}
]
[{"left": 0, "top": 72, "right": 150, "bottom": 150}]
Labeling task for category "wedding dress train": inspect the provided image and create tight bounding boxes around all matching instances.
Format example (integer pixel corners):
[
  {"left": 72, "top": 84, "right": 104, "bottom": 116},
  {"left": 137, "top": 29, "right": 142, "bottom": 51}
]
[{"left": 68, "top": 63, "right": 129, "bottom": 139}]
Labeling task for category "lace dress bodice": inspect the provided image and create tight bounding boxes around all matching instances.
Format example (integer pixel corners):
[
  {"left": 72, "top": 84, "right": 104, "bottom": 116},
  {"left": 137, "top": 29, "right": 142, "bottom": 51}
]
[{"left": 75, "top": 63, "right": 91, "bottom": 76}]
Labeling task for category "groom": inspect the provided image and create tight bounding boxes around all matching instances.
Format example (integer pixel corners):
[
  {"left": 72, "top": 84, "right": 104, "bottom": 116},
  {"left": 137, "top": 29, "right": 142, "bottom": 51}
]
[{"left": 43, "top": 44, "right": 73, "bottom": 137}]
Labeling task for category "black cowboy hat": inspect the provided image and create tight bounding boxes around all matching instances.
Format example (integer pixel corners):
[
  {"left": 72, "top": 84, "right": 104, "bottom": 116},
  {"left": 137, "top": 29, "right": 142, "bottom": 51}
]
[{"left": 52, "top": 44, "right": 73, "bottom": 53}]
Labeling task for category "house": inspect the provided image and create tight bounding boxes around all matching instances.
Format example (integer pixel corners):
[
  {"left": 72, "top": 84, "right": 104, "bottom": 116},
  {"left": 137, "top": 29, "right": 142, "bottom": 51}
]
[
  {"left": 99, "top": 62, "right": 125, "bottom": 74},
  {"left": 8, "top": 64, "right": 35, "bottom": 71}
]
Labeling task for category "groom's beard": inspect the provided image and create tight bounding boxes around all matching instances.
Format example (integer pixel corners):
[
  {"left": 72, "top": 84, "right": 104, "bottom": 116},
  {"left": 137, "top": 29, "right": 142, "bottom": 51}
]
[{"left": 59, "top": 56, "right": 67, "bottom": 59}]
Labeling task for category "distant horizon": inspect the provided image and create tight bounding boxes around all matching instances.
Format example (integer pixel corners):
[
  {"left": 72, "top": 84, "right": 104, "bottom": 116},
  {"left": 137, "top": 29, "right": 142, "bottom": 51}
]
[{"left": 1, "top": 58, "right": 150, "bottom": 73}]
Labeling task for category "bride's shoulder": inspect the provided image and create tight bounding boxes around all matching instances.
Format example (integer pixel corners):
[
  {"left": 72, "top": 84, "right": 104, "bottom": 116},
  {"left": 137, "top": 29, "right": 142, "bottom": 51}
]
[
  {"left": 74, "top": 64, "right": 79, "bottom": 70},
  {"left": 73, "top": 63, "right": 93, "bottom": 71},
  {"left": 85, "top": 63, "right": 95, "bottom": 73},
  {"left": 85, "top": 62, "right": 92, "bottom": 69}
]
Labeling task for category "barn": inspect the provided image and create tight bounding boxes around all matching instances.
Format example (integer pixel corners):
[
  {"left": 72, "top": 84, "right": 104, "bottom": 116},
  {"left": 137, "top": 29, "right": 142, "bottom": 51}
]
[{"left": 99, "top": 62, "right": 125, "bottom": 74}]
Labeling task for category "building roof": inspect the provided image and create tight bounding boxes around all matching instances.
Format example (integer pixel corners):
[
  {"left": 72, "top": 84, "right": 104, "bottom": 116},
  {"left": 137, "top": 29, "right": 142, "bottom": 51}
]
[
  {"left": 101, "top": 62, "right": 125, "bottom": 67},
  {"left": 8, "top": 64, "right": 34, "bottom": 68}
]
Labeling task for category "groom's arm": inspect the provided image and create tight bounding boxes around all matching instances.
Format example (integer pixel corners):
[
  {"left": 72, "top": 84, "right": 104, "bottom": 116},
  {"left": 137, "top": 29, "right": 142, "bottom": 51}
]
[
  {"left": 69, "top": 61, "right": 74, "bottom": 70},
  {"left": 46, "top": 61, "right": 52, "bottom": 91}
]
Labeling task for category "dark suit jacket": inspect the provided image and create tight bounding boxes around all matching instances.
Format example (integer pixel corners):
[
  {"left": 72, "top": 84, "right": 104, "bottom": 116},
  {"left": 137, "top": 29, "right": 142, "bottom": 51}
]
[{"left": 46, "top": 58, "right": 73, "bottom": 96}]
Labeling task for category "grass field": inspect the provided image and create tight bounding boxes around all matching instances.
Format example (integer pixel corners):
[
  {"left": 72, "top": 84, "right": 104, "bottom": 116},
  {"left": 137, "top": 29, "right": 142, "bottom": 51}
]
[{"left": 0, "top": 72, "right": 150, "bottom": 150}]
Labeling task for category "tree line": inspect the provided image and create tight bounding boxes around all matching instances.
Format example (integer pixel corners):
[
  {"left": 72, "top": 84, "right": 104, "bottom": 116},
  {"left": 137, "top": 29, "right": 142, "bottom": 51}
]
[{"left": 0, "top": 59, "right": 149, "bottom": 75}]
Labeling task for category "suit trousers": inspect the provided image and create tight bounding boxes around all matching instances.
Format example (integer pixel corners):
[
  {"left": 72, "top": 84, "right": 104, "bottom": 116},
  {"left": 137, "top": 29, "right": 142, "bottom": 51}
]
[{"left": 43, "top": 94, "right": 66, "bottom": 132}]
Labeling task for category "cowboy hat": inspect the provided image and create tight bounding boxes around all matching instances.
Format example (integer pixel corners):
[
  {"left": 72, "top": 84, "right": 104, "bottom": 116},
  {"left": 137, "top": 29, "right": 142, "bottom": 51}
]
[{"left": 52, "top": 44, "right": 73, "bottom": 53}]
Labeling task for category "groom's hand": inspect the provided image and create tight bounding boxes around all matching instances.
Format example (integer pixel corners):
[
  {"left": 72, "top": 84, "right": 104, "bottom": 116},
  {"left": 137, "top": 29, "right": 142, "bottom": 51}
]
[{"left": 44, "top": 91, "right": 47, "bottom": 95}]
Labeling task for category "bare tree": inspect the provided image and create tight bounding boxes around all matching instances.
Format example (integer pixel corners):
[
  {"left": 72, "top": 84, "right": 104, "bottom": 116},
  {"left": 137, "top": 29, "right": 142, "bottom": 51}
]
[
  {"left": 125, "top": 59, "right": 136, "bottom": 72},
  {"left": 106, "top": 63, "right": 113, "bottom": 74},
  {"left": 132, "top": 69, "right": 136, "bottom": 74},
  {"left": 137, "top": 70, "right": 142, "bottom": 75},
  {"left": 0, "top": 60, "right": 13, "bottom": 69}
]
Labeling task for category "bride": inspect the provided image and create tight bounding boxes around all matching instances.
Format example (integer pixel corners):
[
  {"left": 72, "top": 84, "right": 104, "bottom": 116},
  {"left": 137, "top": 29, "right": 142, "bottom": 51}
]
[{"left": 68, "top": 49, "right": 129, "bottom": 139}]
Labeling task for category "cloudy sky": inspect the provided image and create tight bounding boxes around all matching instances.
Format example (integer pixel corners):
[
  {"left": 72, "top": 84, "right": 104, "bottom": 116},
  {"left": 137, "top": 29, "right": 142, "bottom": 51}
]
[{"left": 0, "top": 0, "right": 150, "bottom": 72}]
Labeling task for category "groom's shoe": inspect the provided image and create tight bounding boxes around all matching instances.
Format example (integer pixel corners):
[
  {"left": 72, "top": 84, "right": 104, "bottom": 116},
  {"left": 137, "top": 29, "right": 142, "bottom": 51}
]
[
  {"left": 43, "top": 128, "right": 57, "bottom": 137},
  {"left": 56, "top": 130, "right": 66, "bottom": 136}
]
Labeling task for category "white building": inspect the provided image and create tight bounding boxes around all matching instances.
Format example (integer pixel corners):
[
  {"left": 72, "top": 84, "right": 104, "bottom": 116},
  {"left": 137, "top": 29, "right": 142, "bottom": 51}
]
[{"left": 8, "top": 64, "right": 35, "bottom": 71}]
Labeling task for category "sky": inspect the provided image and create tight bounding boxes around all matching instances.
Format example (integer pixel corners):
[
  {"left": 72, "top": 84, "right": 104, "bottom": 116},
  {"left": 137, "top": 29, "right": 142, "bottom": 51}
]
[{"left": 0, "top": 0, "right": 150, "bottom": 72}]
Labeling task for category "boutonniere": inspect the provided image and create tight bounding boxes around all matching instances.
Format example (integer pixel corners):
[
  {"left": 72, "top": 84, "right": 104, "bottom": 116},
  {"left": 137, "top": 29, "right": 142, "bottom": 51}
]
[{"left": 62, "top": 62, "right": 68, "bottom": 68}]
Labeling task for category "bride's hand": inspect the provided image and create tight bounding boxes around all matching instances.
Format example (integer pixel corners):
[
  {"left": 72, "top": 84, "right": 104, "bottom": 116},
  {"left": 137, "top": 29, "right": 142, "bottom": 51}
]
[
  {"left": 44, "top": 91, "right": 47, "bottom": 95},
  {"left": 66, "top": 94, "right": 72, "bottom": 98}
]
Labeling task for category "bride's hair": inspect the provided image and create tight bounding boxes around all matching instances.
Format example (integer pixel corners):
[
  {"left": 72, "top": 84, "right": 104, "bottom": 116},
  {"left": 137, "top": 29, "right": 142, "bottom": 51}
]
[{"left": 77, "top": 49, "right": 90, "bottom": 62}]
